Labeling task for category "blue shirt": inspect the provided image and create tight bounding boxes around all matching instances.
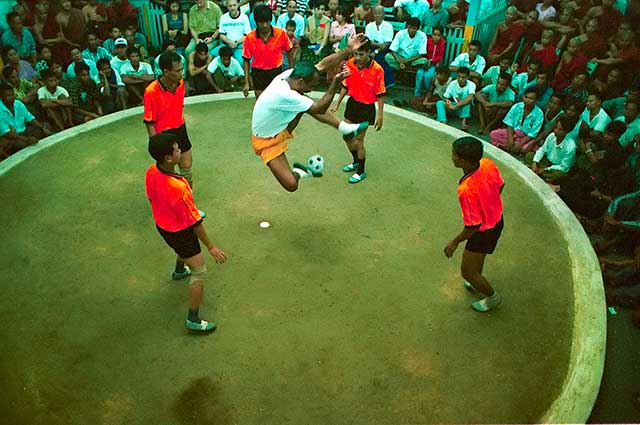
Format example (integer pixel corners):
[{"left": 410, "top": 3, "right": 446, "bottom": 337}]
[
  {"left": 275, "top": 13, "right": 305, "bottom": 38},
  {"left": 82, "top": 47, "right": 113, "bottom": 63},
  {"left": 480, "top": 84, "right": 515, "bottom": 103},
  {"left": 418, "top": 5, "right": 449, "bottom": 30},
  {"left": 1, "top": 28, "right": 36, "bottom": 58},
  {"left": 503, "top": 102, "right": 544, "bottom": 138},
  {"left": 0, "top": 99, "right": 35, "bottom": 136},
  {"left": 67, "top": 59, "right": 100, "bottom": 84}
]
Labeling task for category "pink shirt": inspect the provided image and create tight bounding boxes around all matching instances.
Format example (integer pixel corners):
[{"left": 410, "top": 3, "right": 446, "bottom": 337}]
[{"left": 329, "top": 22, "right": 355, "bottom": 49}]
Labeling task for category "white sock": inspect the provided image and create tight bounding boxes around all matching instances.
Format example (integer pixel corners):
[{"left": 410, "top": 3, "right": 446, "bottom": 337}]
[
  {"left": 292, "top": 167, "right": 308, "bottom": 179},
  {"left": 338, "top": 121, "right": 360, "bottom": 135}
]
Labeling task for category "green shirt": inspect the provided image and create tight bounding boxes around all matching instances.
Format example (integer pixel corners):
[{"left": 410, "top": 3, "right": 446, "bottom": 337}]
[
  {"left": 189, "top": 1, "right": 222, "bottom": 35},
  {"left": 10, "top": 78, "right": 38, "bottom": 101}
]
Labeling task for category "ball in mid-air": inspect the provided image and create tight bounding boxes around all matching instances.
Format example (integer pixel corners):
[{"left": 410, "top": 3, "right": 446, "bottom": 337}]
[{"left": 307, "top": 155, "right": 324, "bottom": 174}]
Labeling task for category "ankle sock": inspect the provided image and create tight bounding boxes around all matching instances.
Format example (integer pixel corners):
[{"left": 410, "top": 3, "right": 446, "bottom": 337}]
[
  {"left": 188, "top": 308, "right": 200, "bottom": 323},
  {"left": 350, "top": 150, "right": 358, "bottom": 164},
  {"left": 338, "top": 121, "right": 360, "bottom": 135}
]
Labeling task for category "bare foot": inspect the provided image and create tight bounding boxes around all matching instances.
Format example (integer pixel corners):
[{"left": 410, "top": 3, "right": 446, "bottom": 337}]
[{"left": 547, "top": 183, "right": 560, "bottom": 192}]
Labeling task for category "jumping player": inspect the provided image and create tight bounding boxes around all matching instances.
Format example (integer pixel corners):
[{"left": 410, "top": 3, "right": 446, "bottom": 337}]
[
  {"left": 251, "top": 33, "right": 370, "bottom": 192},
  {"left": 145, "top": 132, "right": 227, "bottom": 333},
  {"left": 331, "top": 38, "right": 385, "bottom": 184},
  {"left": 444, "top": 136, "right": 505, "bottom": 312}
]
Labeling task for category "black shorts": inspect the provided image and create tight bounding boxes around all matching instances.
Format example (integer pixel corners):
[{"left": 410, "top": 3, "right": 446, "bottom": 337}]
[
  {"left": 465, "top": 217, "right": 504, "bottom": 255},
  {"left": 164, "top": 124, "right": 192, "bottom": 152},
  {"left": 345, "top": 97, "right": 376, "bottom": 125},
  {"left": 157, "top": 222, "right": 202, "bottom": 259},
  {"left": 252, "top": 67, "right": 282, "bottom": 91}
]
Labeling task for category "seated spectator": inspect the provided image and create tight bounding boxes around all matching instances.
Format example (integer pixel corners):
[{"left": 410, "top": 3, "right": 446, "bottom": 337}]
[
  {"left": 303, "top": 0, "right": 331, "bottom": 64},
  {"left": 592, "top": 31, "right": 640, "bottom": 83},
  {"left": 435, "top": 66, "right": 475, "bottom": 130},
  {"left": 207, "top": 45, "right": 245, "bottom": 92},
  {"left": 56, "top": 0, "right": 88, "bottom": 49},
  {"left": 419, "top": 0, "right": 449, "bottom": 31},
  {"left": 535, "top": 0, "right": 556, "bottom": 21},
  {"left": 37, "top": 69, "right": 73, "bottom": 131},
  {"left": 276, "top": 0, "right": 309, "bottom": 16},
  {"left": 527, "top": 114, "right": 579, "bottom": 183},
  {"left": 326, "top": 0, "right": 339, "bottom": 20},
  {"left": 120, "top": 46, "right": 155, "bottom": 105},
  {"left": 110, "top": 38, "right": 131, "bottom": 75},
  {"left": 384, "top": 18, "right": 427, "bottom": 88},
  {"left": 532, "top": 70, "right": 554, "bottom": 109},
  {"left": 153, "top": 40, "right": 187, "bottom": 78},
  {"left": 353, "top": 0, "right": 374, "bottom": 25},
  {"left": 1, "top": 12, "right": 36, "bottom": 64},
  {"left": 32, "top": 2, "right": 69, "bottom": 66},
  {"left": 516, "top": 9, "right": 543, "bottom": 66},
  {"left": 409, "top": 64, "right": 451, "bottom": 114},
  {"left": 413, "top": 25, "right": 446, "bottom": 98},
  {"left": 249, "top": 0, "right": 278, "bottom": 29},
  {"left": 283, "top": 20, "right": 300, "bottom": 70},
  {"left": 573, "top": 92, "right": 612, "bottom": 149},
  {"left": 475, "top": 72, "right": 516, "bottom": 134},
  {"left": 524, "top": 29, "right": 559, "bottom": 73},
  {"left": 124, "top": 28, "right": 150, "bottom": 63},
  {"left": 393, "top": 0, "right": 427, "bottom": 21},
  {"left": 490, "top": 87, "right": 544, "bottom": 153},
  {"left": 276, "top": 1, "right": 305, "bottom": 38},
  {"left": 593, "top": 68, "right": 625, "bottom": 101},
  {"left": 512, "top": 59, "right": 540, "bottom": 99},
  {"left": 447, "top": 0, "right": 468, "bottom": 29},
  {"left": 449, "top": 40, "right": 486, "bottom": 87},
  {"left": 482, "top": 56, "right": 515, "bottom": 87},
  {"left": 0, "top": 82, "right": 51, "bottom": 158},
  {"left": 186, "top": 0, "right": 223, "bottom": 57},
  {"left": 532, "top": 93, "right": 566, "bottom": 144},
  {"left": 488, "top": 6, "right": 526, "bottom": 65},
  {"left": 562, "top": 71, "right": 589, "bottom": 106},
  {"left": 3, "top": 47, "right": 37, "bottom": 82},
  {"left": 364, "top": 5, "right": 394, "bottom": 86},
  {"left": 603, "top": 83, "right": 640, "bottom": 120},
  {"left": 103, "top": 26, "right": 121, "bottom": 55},
  {"left": 32, "top": 45, "right": 50, "bottom": 77},
  {"left": 580, "top": 0, "right": 622, "bottom": 40},
  {"left": 69, "top": 61, "right": 103, "bottom": 123},
  {"left": 82, "top": 33, "right": 113, "bottom": 64},
  {"left": 550, "top": 37, "right": 587, "bottom": 92},
  {"left": 106, "top": 0, "right": 139, "bottom": 31},
  {"left": 188, "top": 41, "right": 216, "bottom": 94},
  {"left": 96, "top": 57, "right": 128, "bottom": 112},
  {"left": 67, "top": 47, "right": 99, "bottom": 83},
  {"left": 573, "top": 18, "right": 608, "bottom": 61},
  {"left": 615, "top": 100, "right": 640, "bottom": 150},
  {"left": 162, "top": 0, "right": 190, "bottom": 50},
  {"left": 544, "top": 6, "right": 579, "bottom": 50},
  {"left": 218, "top": 0, "right": 251, "bottom": 64},
  {"left": 82, "top": 0, "right": 109, "bottom": 40},
  {"left": 328, "top": 6, "right": 355, "bottom": 51},
  {"left": 2, "top": 65, "right": 39, "bottom": 112}
]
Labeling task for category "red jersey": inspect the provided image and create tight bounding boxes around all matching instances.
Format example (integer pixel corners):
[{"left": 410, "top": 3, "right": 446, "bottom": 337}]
[
  {"left": 242, "top": 27, "right": 292, "bottom": 70},
  {"left": 457, "top": 158, "right": 504, "bottom": 232},
  {"left": 143, "top": 79, "right": 185, "bottom": 134},
  {"left": 343, "top": 57, "right": 385, "bottom": 105}
]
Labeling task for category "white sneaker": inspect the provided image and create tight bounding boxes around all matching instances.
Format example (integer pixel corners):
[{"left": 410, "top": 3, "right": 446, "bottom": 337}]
[{"left": 471, "top": 292, "right": 501, "bottom": 312}]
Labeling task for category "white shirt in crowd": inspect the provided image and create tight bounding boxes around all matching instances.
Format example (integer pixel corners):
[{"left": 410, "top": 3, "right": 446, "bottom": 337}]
[
  {"left": 450, "top": 52, "right": 486, "bottom": 75},
  {"left": 443, "top": 79, "right": 476, "bottom": 102},
  {"left": 120, "top": 61, "right": 154, "bottom": 76},
  {"left": 615, "top": 115, "right": 640, "bottom": 148},
  {"left": 207, "top": 56, "right": 244, "bottom": 77},
  {"left": 533, "top": 132, "right": 577, "bottom": 173},
  {"left": 219, "top": 11, "right": 251, "bottom": 42},
  {"left": 389, "top": 29, "right": 427, "bottom": 59},
  {"left": 365, "top": 21, "right": 394, "bottom": 46},
  {"left": 535, "top": 3, "right": 557, "bottom": 21},
  {"left": 37, "top": 85, "right": 69, "bottom": 100},
  {"left": 275, "top": 12, "right": 305, "bottom": 38},
  {"left": 252, "top": 69, "right": 314, "bottom": 138},
  {"left": 110, "top": 56, "right": 130, "bottom": 75}
]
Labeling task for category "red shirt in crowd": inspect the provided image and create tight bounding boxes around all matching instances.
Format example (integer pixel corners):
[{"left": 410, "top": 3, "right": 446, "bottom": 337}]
[
  {"left": 457, "top": 158, "right": 504, "bottom": 232},
  {"left": 490, "top": 22, "right": 526, "bottom": 56},
  {"left": 597, "top": 6, "right": 623, "bottom": 39},
  {"left": 426, "top": 35, "right": 446, "bottom": 65},
  {"left": 143, "top": 79, "right": 186, "bottom": 134},
  {"left": 530, "top": 44, "right": 559, "bottom": 71},
  {"left": 551, "top": 52, "right": 587, "bottom": 91}
]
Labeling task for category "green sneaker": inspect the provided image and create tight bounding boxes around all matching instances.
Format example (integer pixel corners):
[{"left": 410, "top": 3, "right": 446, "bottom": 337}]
[
  {"left": 471, "top": 293, "right": 502, "bottom": 312},
  {"left": 186, "top": 319, "right": 217, "bottom": 333},
  {"left": 293, "top": 162, "right": 322, "bottom": 177},
  {"left": 348, "top": 172, "right": 367, "bottom": 184},
  {"left": 342, "top": 163, "right": 358, "bottom": 172},
  {"left": 343, "top": 122, "right": 369, "bottom": 141},
  {"left": 172, "top": 266, "right": 191, "bottom": 280}
]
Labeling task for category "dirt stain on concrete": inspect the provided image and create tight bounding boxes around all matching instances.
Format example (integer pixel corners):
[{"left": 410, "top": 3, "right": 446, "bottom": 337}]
[{"left": 173, "top": 377, "right": 235, "bottom": 425}]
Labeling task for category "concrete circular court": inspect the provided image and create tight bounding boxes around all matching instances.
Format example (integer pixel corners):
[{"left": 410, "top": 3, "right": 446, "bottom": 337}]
[{"left": 0, "top": 94, "right": 605, "bottom": 424}]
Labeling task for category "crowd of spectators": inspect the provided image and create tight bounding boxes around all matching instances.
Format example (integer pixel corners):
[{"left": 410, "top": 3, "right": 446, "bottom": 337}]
[{"left": 0, "top": 0, "right": 638, "bottom": 323}]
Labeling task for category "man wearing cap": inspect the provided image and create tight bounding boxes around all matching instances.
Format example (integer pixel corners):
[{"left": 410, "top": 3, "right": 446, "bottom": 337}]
[{"left": 110, "top": 37, "right": 131, "bottom": 75}]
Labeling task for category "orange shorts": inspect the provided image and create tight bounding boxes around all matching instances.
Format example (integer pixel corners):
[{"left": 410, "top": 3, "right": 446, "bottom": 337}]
[{"left": 251, "top": 130, "right": 294, "bottom": 164}]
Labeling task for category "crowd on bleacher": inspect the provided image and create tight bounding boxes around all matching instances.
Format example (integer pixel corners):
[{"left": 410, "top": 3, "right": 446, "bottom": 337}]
[{"left": 0, "top": 1, "right": 638, "bottom": 323}]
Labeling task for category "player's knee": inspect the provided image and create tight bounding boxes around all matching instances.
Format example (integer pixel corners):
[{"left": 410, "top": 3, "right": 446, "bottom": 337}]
[
  {"left": 179, "top": 165, "right": 193, "bottom": 185},
  {"left": 283, "top": 179, "right": 299, "bottom": 192},
  {"left": 189, "top": 264, "right": 208, "bottom": 287}
]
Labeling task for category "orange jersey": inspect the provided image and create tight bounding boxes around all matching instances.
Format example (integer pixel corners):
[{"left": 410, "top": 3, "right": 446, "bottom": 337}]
[
  {"left": 457, "top": 158, "right": 504, "bottom": 232},
  {"left": 342, "top": 57, "right": 385, "bottom": 105},
  {"left": 242, "top": 27, "right": 292, "bottom": 70},
  {"left": 145, "top": 164, "right": 202, "bottom": 232},
  {"left": 143, "top": 79, "right": 185, "bottom": 134}
]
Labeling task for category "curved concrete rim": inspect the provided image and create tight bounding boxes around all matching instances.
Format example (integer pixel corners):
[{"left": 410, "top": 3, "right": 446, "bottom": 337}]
[{"left": 0, "top": 91, "right": 606, "bottom": 423}]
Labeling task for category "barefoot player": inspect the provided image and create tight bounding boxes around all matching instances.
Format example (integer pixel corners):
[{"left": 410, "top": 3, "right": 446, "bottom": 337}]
[
  {"left": 444, "top": 136, "right": 505, "bottom": 312},
  {"left": 251, "top": 33, "right": 370, "bottom": 192},
  {"left": 145, "top": 132, "right": 227, "bottom": 333}
]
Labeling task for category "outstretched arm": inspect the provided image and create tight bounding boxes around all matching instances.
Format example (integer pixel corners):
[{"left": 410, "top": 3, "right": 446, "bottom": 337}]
[{"left": 315, "top": 33, "right": 367, "bottom": 74}]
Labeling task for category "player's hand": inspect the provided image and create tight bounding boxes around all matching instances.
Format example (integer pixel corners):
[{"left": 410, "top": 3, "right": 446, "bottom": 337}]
[
  {"left": 243, "top": 83, "right": 250, "bottom": 97},
  {"left": 209, "top": 246, "right": 227, "bottom": 263},
  {"left": 334, "top": 65, "right": 350, "bottom": 82},
  {"left": 346, "top": 33, "right": 367, "bottom": 51},
  {"left": 374, "top": 117, "right": 383, "bottom": 131},
  {"left": 443, "top": 240, "right": 459, "bottom": 258}
]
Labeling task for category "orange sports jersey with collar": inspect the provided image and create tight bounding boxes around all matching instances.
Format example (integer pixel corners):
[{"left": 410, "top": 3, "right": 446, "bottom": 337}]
[
  {"left": 145, "top": 164, "right": 202, "bottom": 232},
  {"left": 457, "top": 158, "right": 504, "bottom": 232},
  {"left": 242, "top": 27, "right": 292, "bottom": 70},
  {"left": 143, "top": 79, "right": 185, "bottom": 134},
  {"left": 342, "top": 57, "right": 386, "bottom": 105}
]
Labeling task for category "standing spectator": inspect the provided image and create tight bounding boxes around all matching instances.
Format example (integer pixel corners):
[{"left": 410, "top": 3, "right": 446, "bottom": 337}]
[
  {"left": 475, "top": 72, "right": 516, "bottom": 135},
  {"left": 120, "top": 46, "right": 155, "bottom": 105},
  {"left": 81, "top": 0, "right": 109, "bottom": 39},
  {"left": 449, "top": 40, "right": 486, "bottom": 87},
  {"left": 207, "top": 45, "right": 245, "bottom": 92},
  {"left": 487, "top": 6, "right": 525, "bottom": 65},
  {"left": 353, "top": 0, "right": 375, "bottom": 25},
  {"left": 186, "top": 0, "right": 223, "bottom": 57},
  {"left": 413, "top": 25, "right": 445, "bottom": 98},
  {"left": 56, "top": 0, "right": 88, "bottom": 49},
  {"left": 0, "top": 83, "right": 51, "bottom": 158},
  {"left": 82, "top": 33, "right": 112, "bottom": 64},
  {"left": 219, "top": 0, "right": 251, "bottom": 64},
  {"left": 162, "top": 0, "right": 190, "bottom": 51},
  {"left": 490, "top": 87, "right": 544, "bottom": 153},
  {"left": 1, "top": 12, "right": 36, "bottom": 64},
  {"left": 419, "top": 0, "right": 449, "bottom": 31},
  {"left": 435, "top": 66, "right": 476, "bottom": 130},
  {"left": 188, "top": 41, "right": 215, "bottom": 94},
  {"left": 328, "top": 6, "right": 355, "bottom": 51},
  {"left": 365, "top": 5, "right": 394, "bottom": 86},
  {"left": 110, "top": 38, "right": 131, "bottom": 75},
  {"left": 69, "top": 61, "right": 103, "bottom": 123},
  {"left": 37, "top": 69, "right": 73, "bottom": 131},
  {"left": 384, "top": 17, "right": 427, "bottom": 88},
  {"left": 615, "top": 100, "right": 640, "bottom": 150},
  {"left": 550, "top": 37, "right": 587, "bottom": 92},
  {"left": 242, "top": 5, "right": 293, "bottom": 98},
  {"left": 535, "top": 0, "right": 556, "bottom": 21},
  {"left": 96, "top": 57, "right": 128, "bottom": 112},
  {"left": 67, "top": 47, "right": 99, "bottom": 82},
  {"left": 283, "top": 21, "right": 300, "bottom": 69},
  {"left": 276, "top": 0, "right": 305, "bottom": 39},
  {"left": 580, "top": 0, "right": 622, "bottom": 39},
  {"left": 528, "top": 114, "right": 579, "bottom": 182},
  {"left": 3, "top": 47, "right": 37, "bottom": 82},
  {"left": 302, "top": 0, "right": 330, "bottom": 64},
  {"left": 106, "top": 0, "right": 139, "bottom": 30}
]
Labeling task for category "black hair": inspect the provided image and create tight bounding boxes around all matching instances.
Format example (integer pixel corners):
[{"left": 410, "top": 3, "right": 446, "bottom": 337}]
[
  {"left": 406, "top": 17, "right": 420, "bottom": 28},
  {"left": 468, "top": 40, "right": 482, "bottom": 49},
  {"left": 356, "top": 37, "right": 372, "bottom": 52},
  {"left": 163, "top": 39, "right": 177, "bottom": 50},
  {"left": 195, "top": 42, "right": 208, "bottom": 53},
  {"left": 587, "top": 91, "right": 602, "bottom": 102},
  {"left": 290, "top": 60, "right": 319, "bottom": 82},
  {"left": 1, "top": 65, "right": 15, "bottom": 80},
  {"left": 524, "top": 87, "right": 539, "bottom": 97},
  {"left": 436, "top": 64, "right": 449, "bottom": 74},
  {"left": 557, "top": 114, "right": 578, "bottom": 131},
  {"left": 74, "top": 61, "right": 90, "bottom": 75},
  {"left": 127, "top": 46, "right": 141, "bottom": 56},
  {"left": 148, "top": 132, "right": 178, "bottom": 163},
  {"left": 254, "top": 4, "right": 273, "bottom": 23},
  {"left": 96, "top": 58, "right": 111, "bottom": 69},
  {"left": 285, "top": 20, "right": 297, "bottom": 29},
  {"left": 569, "top": 100, "right": 586, "bottom": 112},
  {"left": 41, "top": 69, "right": 56, "bottom": 80},
  {"left": 158, "top": 51, "right": 182, "bottom": 73},
  {"left": 452, "top": 136, "right": 483, "bottom": 164},
  {"left": 432, "top": 25, "right": 444, "bottom": 35},
  {"left": 218, "top": 46, "right": 232, "bottom": 57},
  {"left": 6, "top": 12, "right": 19, "bottom": 24},
  {"left": 497, "top": 72, "right": 512, "bottom": 83},
  {"left": 605, "top": 120, "right": 627, "bottom": 137},
  {"left": 457, "top": 66, "right": 470, "bottom": 76}
]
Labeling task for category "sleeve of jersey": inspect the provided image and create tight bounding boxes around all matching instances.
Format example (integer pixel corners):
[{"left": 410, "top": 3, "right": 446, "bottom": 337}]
[
  {"left": 242, "top": 36, "right": 252, "bottom": 59},
  {"left": 376, "top": 67, "right": 386, "bottom": 95},
  {"left": 458, "top": 189, "right": 482, "bottom": 227},
  {"left": 143, "top": 90, "right": 155, "bottom": 123},
  {"left": 179, "top": 190, "right": 202, "bottom": 226}
]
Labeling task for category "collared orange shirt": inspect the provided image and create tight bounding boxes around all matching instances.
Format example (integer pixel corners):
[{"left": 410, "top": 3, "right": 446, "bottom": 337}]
[
  {"left": 143, "top": 79, "right": 185, "bottom": 134},
  {"left": 342, "top": 57, "right": 385, "bottom": 105},
  {"left": 145, "top": 164, "right": 202, "bottom": 232},
  {"left": 242, "top": 27, "right": 292, "bottom": 70},
  {"left": 457, "top": 158, "right": 504, "bottom": 232}
]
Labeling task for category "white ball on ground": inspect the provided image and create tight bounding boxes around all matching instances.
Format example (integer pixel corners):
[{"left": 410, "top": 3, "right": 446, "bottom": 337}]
[
  {"left": 307, "top": 155, "right": 324, "bottom": 174},
  {"left": 259, "top": 221, "right": 270, "bottom": 229}
]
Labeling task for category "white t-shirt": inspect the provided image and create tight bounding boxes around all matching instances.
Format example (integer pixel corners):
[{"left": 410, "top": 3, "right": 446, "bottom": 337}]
[
  {"left": 365, "top": 21, "right": 394, "bottom": 45},
  {"left": 252, "top": 69, "right": 314, "bottom": 138},
  {"left": 119, "top": 61, "right": 154, "bottom": 76},
  {"left": 535, "top": 3, "right": 556, "bottom": 21},
  {"left": 450, "top": 52, "right": 486, "bottom": 75},
  {"left": 207, "top": 56, "right": 244, "bottom": 77},
  {"left": 443, "top": 80, "right": 476, "bottom": 102},
  {"left": 37, "top": 85, "right": 69, "bottom": 100},
  {"left": 219, "top": 11, "right": 251, "bottom": 42},
  {"left": 110, "top": 56, "right": 130, "bottom": 75},
  {"left": 389, "top": 29, "right": 427, "bottom": 59}
]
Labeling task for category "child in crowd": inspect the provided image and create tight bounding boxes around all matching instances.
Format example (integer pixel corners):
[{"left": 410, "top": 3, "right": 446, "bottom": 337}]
[
  {"left": 435, "top": 66, "right": 475, "bottom": 130},
  {"left": 71, "top": 62, "right": 103, "bottom": 124},
  {"left": 37, "top": 69, "right": 73, "bottom": 132},
  {"left": 409, "top": 64, "right": 451, "bottom": 114},
  {"left": 34, "top": 45, "right": 52, "bottom": 77},
  {"left": 283, "top": 20, "right": 299, "bottom": 70},
  {"left": 188, "top": 42, "right": 215, "bottom": 95},
  {"left": 96, "top": 57, "right": 128, "bottom": 112},
  {"left": 103, "top": 25, "right": 122, "bottom": 55},
  {"left": 207, "top": 46, "right": 245, "bottom": 93}
]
